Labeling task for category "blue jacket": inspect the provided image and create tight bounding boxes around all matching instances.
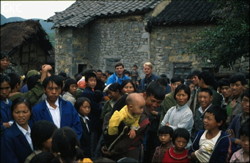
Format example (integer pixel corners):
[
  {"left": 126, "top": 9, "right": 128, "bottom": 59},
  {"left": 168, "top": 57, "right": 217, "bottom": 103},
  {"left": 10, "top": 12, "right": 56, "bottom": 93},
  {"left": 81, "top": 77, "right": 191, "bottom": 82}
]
[
  {"left": 1, "top": 123, "right": 33, "bottom": 163},
  {"left": 32, "top": 97, "right": 82, "bottom": 139},
  {"left": 106, "top": 73, "right": 130, "bottom": 85},
  {"left": 0, "top": 100, "right": 12, "bottom": 123},
  {"left": 190, "top": 130, "right": 232, "bottom": 163}
]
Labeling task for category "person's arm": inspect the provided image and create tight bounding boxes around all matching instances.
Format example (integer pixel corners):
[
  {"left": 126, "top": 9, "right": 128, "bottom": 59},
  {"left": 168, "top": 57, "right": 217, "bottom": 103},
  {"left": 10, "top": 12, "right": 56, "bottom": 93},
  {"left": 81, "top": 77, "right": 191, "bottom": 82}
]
[{"left": 108, "top": 111, "right": 122, "bottom": 135}]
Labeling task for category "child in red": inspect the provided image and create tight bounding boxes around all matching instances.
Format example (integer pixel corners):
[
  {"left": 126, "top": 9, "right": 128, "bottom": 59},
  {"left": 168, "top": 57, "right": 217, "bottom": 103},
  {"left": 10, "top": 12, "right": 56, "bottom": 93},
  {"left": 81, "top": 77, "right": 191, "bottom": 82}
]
[{"left": 162, "top": 128, "right": 190, "bottom": 163}]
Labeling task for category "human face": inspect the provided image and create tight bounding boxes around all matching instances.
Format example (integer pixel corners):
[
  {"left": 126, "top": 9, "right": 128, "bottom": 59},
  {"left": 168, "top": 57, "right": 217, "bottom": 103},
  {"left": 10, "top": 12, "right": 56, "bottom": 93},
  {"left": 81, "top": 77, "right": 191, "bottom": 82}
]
[
  {"left": 145, "top": 95, "right": 162, "bottom": 109},
  {"left": 203, "top": 112, "right": 222, "bottom": 131},
  {"left": 174, "top": 137, "right": 188, "bottom": 152},
  {"left": 220, "top": 86, "right": 232, "bottom": 98},
  {"left": 79, "top": 101, "right": 91, "bottom": 116},
  {"left": 143, "top": 65, "right": 152, "bottom": 76},
  {"left": 170, "top": 81, "right": 182, "bottom": 92},
  {"left": 115, "top": 66, "right": 124, "bottom": 77},
  {"left": 12, "top": 103, "right": 31, "bottom": 128},
  {"left": 108, "top": 90, "right": 120, "bottom": 100},
  {"left": 159, "top": 134, "right": 172, "bottom": 145},
  {"left": 129, "top": 99, "right": 145, "bottom": 115},
  {"left": 175, "top": 90, "right": 189, "bottom": 106},
  {"left": 122, "top": 82, "right": 135, "bottom": 94},
  {"left": 191, "top": 76, "right": 200, "bottom": 87},
  {"left": 241, "top": 96, "right": 249, "bottom": 114},
  {"left": 0, "top": 57, "right": 10, "bottom": 70},
  {"left": 198, "top": 92, "right": 213, "bottom": 110},
  {"left": 240, "top": 135, "right": 249, "bottom": 153},
  {"left": 43, "top": 138, "right": 53, "bottom": 152},
  {"left": 86, "top": 77, "right": 97, "bottom": 89},
  {"left": 69, "top": 84, "right": 77, "bottom": 96},
  {"left": 96, "top": 72, "right": 102, "bottom": 80},
  {"left": 45, "top": 81, "right": 62, "bottom": 103},
  {"left": 0, "top": 81, "right": 11, "bottom": 100},
  {"left": 230, "top": 81, "right": 245, "bottom": 97}
]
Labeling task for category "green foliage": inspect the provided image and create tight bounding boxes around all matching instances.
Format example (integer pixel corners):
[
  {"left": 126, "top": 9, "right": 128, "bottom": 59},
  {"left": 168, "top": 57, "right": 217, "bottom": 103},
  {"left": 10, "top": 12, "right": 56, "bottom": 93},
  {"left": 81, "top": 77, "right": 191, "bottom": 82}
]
[{"left": 190, "top": 0, "right": 249, "bottom": 69}]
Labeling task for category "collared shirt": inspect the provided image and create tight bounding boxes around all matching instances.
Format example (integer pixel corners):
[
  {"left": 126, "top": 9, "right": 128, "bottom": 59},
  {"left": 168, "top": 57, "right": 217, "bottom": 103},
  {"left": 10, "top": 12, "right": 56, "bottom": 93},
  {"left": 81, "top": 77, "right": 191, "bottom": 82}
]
[
  {"left": 16, "top": 123, "right": 33, "bottom": 150},
  {"left": 230, "top": 148, "right": 249, "bottom": 163},
  {"left": 45, "top": 99, "right": 60, "bottom": 128},
  {"left": 198, "top": 104, "right": 212, "bottom": 115},
  {"left": 80, "top": 115, "right": 90, "bottom": 132}
]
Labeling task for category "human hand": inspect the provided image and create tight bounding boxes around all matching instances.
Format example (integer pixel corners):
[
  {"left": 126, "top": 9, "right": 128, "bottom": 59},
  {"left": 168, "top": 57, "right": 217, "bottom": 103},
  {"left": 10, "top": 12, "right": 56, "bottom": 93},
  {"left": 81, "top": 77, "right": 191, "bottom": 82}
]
[{"left": 128, "top": 129, "right": 136, "bottom": 139}]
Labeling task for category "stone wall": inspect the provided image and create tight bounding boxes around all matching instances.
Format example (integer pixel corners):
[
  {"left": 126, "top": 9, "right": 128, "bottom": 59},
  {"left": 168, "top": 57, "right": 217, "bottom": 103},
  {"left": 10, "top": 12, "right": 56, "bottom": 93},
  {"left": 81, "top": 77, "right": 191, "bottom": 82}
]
[
  {"left": 149, "top": 25, "right": 213, "bottom": 78},
  {"left": 88, "top": 16, "right": 150, "bottom": 73}
]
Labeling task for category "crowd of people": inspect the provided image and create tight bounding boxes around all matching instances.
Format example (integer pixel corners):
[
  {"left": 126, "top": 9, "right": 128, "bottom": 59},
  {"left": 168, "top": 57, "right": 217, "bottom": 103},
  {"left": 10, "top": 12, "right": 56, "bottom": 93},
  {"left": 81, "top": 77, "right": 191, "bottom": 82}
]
[{"left": 0, "top": 54, "right": 249, "bottom": 163}]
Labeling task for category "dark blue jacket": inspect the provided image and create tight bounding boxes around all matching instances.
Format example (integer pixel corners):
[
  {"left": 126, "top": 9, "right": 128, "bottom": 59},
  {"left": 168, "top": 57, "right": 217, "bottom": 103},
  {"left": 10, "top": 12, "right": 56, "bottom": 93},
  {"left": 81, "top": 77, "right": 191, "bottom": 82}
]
[
  {"left": 0, "top": 100, "right": 12, "bottom": 123},
  {"left": 190, "top": 130, "right": 232, "bottom": 163},
  {"left": 139, "top": 74, "right": 159, "bottom": 92},
  {"left": 32, "top": 97, "right": 82, "bottom": 139},
  {"left": 1, "top": 123, "right": 33, "bottom": 163}
]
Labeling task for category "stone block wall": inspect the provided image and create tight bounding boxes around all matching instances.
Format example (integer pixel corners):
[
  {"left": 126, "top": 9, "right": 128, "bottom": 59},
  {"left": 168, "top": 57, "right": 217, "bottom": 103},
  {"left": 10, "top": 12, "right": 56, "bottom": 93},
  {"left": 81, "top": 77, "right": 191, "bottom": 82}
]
[
  {"left": 87, "top": 16, "right": 150, "bottom": 73},
  {"left": 149, "top": 25, "right": 211, "bottom": 78}
]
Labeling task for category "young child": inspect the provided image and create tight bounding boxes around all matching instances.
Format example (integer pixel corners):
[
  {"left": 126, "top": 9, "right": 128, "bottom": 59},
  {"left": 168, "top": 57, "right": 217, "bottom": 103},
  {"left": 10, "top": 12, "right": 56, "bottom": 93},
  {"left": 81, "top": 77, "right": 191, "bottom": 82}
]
[
  {"left": 162, "top": 128, "right": 190, "bottom": 163},
  {"left": 74, "top": 97, "right": 92, "bottom": 158},
  {"left": 108, "top": 93, "right": 145, "bottom": 139},
  {"left": 152, "top": 126, "right": 174, "bottom": 163},
  {"left": 190, "top": 105, "right": 231, "bottom": 163},
  {"left": 160, "top": 84, "right": 193, "bottom": 148},
  {"left": 230, "top": 120, "right": 249, "bottom": 162},
  {"left": 62, "top": 78, "right": 77, "bottom": 105}
]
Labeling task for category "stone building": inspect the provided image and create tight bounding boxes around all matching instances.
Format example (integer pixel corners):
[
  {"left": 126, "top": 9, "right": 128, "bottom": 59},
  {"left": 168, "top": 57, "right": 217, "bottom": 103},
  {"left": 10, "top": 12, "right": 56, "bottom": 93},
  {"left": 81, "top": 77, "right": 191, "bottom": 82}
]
[
  {"left": 1, "top": 20, "right": 54, "bottom": 75},
  {"left": 48, "top": 0, "right": 217, "bottom": 78}
]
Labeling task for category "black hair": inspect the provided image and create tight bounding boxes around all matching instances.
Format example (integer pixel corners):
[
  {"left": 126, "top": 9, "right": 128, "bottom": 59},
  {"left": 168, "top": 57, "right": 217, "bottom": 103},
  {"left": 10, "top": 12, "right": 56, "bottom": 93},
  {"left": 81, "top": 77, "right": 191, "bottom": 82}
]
[
  {"left": 185, "top": 80, "right": 194, "bottom": 87},
  {"left": 174, "top": 84, "right": 191, "bottom": 101},
  {"left": 198, "top": 71, "right": 217, "bottom": 89},
  {"left": 123, "top": 69, "right": 131, "bottom": 76},
  {"left": 120, "top": 79, "right": 136, "bottom": 92},
  {"left": 172, "top": 128, "right": 190, "bottom": 143},
  {"left": 0, "top": 74, "right": 11, "bottom": 85},
  {"left": 58, "top": 71, "right": 68, "bottom": 80},
  {"left": 27, "top": 75, "right": 40, "bottom": 90},
  {"left": 205, "top": 105, "right": 227, "bottom": 129},
  {"left": 241, "top": 88, "right": 249, "bottom": 99},
  {"left": 63, "top": 78, "right": 77, "bottom": 92},
  {"left": 31, "top": 120, "right": 57, "bottom": 150},
  {"left": 190, "top": 70, "right": 201, "bottom": 78},
  {"left": 229, "top": 73, "right": 247, "bottom": 85},
  {"left": 30, "top": 151, "right": 55, "bottom": 163},
  {"left": 52, "top": 127, "right": 84, "bottom": 163},
  {"left": 11, "top": 97, "right": 31, "bottom": 118},
  {"left": 133, "top": 64, "right": 138, "bottom": 68},
  {"left": 218, "top": 78, "right": 230, "bottom": 88},
  {"left": 115, "top": 62, "right": 124, "bottom": 68},
  {"left": 239, "top": 119, "right": 249, "bottom": 137},
  {"left": 7, "top": 72, "right": 21, "bottom": 90},
  {"left": 158, "top": 126, "right": 174, "bottom": 138},
  {"left": 42, "top": 75, "right": 63, "bottom": 89},
  {"left": 157, "top": 77, "right": 169, "bottom": 86},
  {"left": 146, "top": 81, "right": 165, "bottom": 101},
  {"left": 74, "top": 97, "right": 91, "bottom": 112},
  {"left": 84, "top": 71, "right": 97, "bottom": 83},
  {"left": 171, "top": 76, "right": 184, "bottom": 84},
  {"left": 108, "top": 83, "right": 121, "bottom": 92},
  {"left": 198, "top": 87, "right": 213, "bottom": 96}
]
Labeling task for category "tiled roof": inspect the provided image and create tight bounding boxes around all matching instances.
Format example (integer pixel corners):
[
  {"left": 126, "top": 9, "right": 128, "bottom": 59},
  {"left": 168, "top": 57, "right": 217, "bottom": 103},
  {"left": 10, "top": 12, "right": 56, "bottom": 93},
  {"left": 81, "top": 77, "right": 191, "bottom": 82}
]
[
  {"left": 48, "top": 0, "right": 160, "bottom": 28},
  {"left": 148, "top": 0, "right": 217, "bottom": 26}
]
